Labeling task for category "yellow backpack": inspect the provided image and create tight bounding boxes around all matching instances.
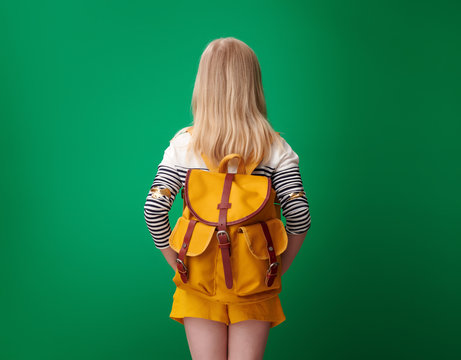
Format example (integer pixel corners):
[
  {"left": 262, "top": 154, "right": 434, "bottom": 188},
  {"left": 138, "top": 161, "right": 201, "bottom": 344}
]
[{"left": 169, "top": 128, "right": 288, "bottom": 304}]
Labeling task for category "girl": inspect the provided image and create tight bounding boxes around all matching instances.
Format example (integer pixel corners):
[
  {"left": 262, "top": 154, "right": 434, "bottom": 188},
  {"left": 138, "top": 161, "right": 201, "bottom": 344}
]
[{"left": 144, "top": 37, "right": 311, "bottom": 360}]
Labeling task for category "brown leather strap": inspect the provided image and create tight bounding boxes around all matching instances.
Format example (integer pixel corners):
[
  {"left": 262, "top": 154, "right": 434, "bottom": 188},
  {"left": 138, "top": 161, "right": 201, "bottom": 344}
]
[
  {"left": 260, "top": 221, "right": 279, "bottom": 287},
  {"left": 216, "top": 173, "right": 234, "bottom": 289},
  {"left": 176, "top": 219, "right": 197, "bottom": 283}
]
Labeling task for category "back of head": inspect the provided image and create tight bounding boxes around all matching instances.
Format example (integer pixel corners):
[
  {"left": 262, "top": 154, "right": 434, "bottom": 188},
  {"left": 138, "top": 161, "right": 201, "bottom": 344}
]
[{"left": 186, "top": 37, "right": 283, "bottom": 169}]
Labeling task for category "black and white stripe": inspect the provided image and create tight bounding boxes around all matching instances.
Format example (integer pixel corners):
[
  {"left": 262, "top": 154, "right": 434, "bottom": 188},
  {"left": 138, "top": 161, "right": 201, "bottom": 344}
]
[
  {"left": 144, "top": 164, "right": 311, "bottom": 249},
  {"left": 143, "top": 165, "right": 182, "bottom": 249},
  {"left": 271, "top": 167, "right": 311, "bottom": 234}
]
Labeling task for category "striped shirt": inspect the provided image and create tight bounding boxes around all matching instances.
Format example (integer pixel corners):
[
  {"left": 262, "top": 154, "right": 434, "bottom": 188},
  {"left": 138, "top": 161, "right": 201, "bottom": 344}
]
[{"left": 144, "top": 127, "right": 311, "bottom": 249}]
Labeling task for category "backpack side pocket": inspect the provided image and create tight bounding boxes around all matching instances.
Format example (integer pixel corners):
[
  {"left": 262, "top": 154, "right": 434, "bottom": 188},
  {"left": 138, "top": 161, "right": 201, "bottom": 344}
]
[
  {"left": 233, "top": 218, "right": 288, "bottom": 296},
  {"left": 169, "top": 217, "right": 218, "bottom": 296}
]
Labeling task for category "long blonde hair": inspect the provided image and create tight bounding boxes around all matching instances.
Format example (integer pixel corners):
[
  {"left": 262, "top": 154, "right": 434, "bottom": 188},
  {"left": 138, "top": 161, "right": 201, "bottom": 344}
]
[{"left": 180, "top": 37, "right": 284, "bottom": 169}]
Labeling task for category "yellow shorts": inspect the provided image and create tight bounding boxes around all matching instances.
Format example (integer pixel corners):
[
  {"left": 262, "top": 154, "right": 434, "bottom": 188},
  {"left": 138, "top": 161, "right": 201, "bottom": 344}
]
[{"left": 169, "top": 287, "right": 286, "bottom": 328}]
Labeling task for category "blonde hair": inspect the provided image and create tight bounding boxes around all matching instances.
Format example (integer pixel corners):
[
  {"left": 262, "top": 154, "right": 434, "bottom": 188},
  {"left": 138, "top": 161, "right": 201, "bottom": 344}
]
[{"left": 180, "top": 37, "right": 284, "bottom": 169}]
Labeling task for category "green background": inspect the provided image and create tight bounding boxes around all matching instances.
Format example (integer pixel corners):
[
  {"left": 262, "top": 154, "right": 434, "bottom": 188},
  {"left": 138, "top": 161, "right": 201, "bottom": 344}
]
[{"left": 1, "top": 0, "right": 460, "bottom": 359}]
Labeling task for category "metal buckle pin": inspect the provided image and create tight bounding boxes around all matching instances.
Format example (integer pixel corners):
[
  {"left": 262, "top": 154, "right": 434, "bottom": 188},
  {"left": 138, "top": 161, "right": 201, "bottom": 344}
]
[
  {"left": 216, "top": 230, "right": 231, "bottom": 256},
  {"left": 267, "top": 261, "right": 279, "bottom": 273},
  {"left": 176, "top": 258, "right": 188, "bottom": 275}
]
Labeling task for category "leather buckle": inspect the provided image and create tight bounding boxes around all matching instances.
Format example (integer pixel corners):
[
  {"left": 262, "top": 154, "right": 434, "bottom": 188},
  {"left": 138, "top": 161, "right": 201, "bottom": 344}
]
[
  {"left": 216, "top": 230, "right": 231, "bottom": 256},
  {"left": 176, "top": 258, "right": 189, "bottom": 279},
  {"left": 265, "top": 262, "right": 279, "bottom": 286},
  {"left": 268, "top": 261, "right": 279, "bottom": 271}
]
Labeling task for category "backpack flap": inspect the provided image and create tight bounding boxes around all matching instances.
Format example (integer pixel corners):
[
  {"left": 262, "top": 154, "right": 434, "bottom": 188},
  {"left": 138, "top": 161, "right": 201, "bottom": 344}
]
[
  {"left": 237, "top": 218, "right": 288, "bottom": 260},
  {"left": 169, "top": 217, "right": 217, "bottom": 256},
  {"left": 184, "top": 170, "right": 272, "bottom": 225}
]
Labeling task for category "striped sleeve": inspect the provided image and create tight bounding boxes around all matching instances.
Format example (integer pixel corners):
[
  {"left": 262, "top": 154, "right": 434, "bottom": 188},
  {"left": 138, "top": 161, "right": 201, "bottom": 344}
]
[
  {"left": 271, "top": 141, "right": 311, "bottom": 234},
  {"left": 144, "top": 144, "right": 183, "bottom": 249}
]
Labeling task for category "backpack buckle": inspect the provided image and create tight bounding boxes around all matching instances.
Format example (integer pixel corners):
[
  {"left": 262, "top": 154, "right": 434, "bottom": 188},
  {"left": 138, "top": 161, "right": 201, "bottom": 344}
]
[
  {"left": 176, "top": 258, "right": 189, "bottom": 280},
  {"left": 265, "top": 261, "right": 279, "bottom": 286},
  {"left": 216, "top": 230, "right": 231, "bottom": 256}
]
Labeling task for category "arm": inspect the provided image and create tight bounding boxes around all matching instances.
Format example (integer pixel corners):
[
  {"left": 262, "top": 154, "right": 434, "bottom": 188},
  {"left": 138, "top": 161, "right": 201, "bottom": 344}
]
[
  {"left": 280, "top": 231, "right": 307, "bottom": 276},
  {"left": 272, "top": 169, "right": 311, "bottom": 278},
  {"left": 144, "top": 141, "right": 183, "bottom": 257},
  {"left": 271, "top": 138, "right": 311, "bottom": 277},
  {"left": 160, "top": 246, "right": 178, "bottom": 273},
  {"left": 143, "top": 165, "right": 181, "bottom": 250}
]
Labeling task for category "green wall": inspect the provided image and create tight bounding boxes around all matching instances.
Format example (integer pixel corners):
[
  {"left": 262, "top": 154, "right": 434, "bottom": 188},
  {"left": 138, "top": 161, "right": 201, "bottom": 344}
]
[{"left": 1, "top": 0, "right": 460, "bottom": 359}]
